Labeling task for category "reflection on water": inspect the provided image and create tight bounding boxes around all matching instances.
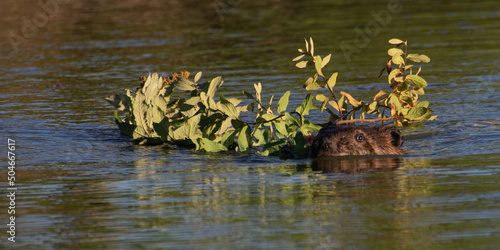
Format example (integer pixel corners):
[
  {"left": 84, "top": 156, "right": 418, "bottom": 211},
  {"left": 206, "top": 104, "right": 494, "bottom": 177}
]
[
  {"left": 312, "top": 156, "right": 404, "bottom": 173},
  {"left": 1, "top": 0, "right": 499, "bottom": 248}
]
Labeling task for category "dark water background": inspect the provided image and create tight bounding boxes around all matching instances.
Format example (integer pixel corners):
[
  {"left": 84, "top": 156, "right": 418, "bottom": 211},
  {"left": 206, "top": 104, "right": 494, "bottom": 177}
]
[{"left": 1, "top": 0, "right": 499, "bottom": 248}]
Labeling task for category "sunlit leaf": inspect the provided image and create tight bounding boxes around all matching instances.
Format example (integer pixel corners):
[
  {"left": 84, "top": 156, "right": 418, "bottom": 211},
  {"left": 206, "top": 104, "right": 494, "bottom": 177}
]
[
  {"left": 238, "top": 125, "right": 252, "bottom": 152},
  {"left": 321, "top": 54, "right": 331, "bottom": 68},
  {"left": 405, "top": 74, "right": 427, "bottom": 88},
  {"left": 314, "top": 55, "right": 323, "bottom": 76},
  {"left": 327, "top": 72, "right": 338, "bottom": 91},
  {"left": 273, "top": 121, "right": 288, "bottom": 138},
  {"left": 106, "top": 94, "right": 131, "bottom": 111},
  {"left": 207, "top": 76, "right": 223, "bottom": 99},
  {"left": 254, "top": 82, "right": 262, "bottom": 103},
  {"left": 388, "top": 38, "right": 404, "bottom": 44},
  {"left": 310, "top": 37, "right": 314, "bottom": 56},
  {"left": 340, "top": 91, "right": 362, "bottom": 108},
  {"left": 388, "top": 48, "right": 404, "bottom": 56},
  {"left": 389, "top": 94, "right": 402, "bottom": 110},
  {"left": 315, "top": 94, "right": 329, "bottom": 112},
  {"left": 368, "top": 101, "right": 378, "bottom": 113},
  {"left": 174, "top": 77, "right": 196, "bottom": 91},
  {"left": 218, "top": 94, "right": 240, "bottom": 120},
  {"left": 407, "top": 54, "right": 431, "bottom": 63},
  {"left": 373, "top": 90, "right": 388, "bottom": 101},
  {"left": 392, "top": 54, "right": 405, "bottom": 65},
  {"left": 295, "top": 61, "right": 308, "bottom": 68},
  {"left": 277, "top": 91, "right": 291, "bottom": 114},
  {"left": 194, "top": 71, "right": 202, "bottom": 83},
  {"left": 292, "top": 54, "right": 305, "bottom": 62},
  {"left": 198, "top": 138, "right": 228, "bottom": 152},
  {"left": 388, "top": 68, "right": 402, "bottom": 84},
  {"left": 305, "top": 81, "right": 323, "bottom": 91},
  {"left": 295, "top": 93, "right": 314, "bottom": 116},
  {"left": 185, "top": 114, "right": 201, "bottom": 138}
]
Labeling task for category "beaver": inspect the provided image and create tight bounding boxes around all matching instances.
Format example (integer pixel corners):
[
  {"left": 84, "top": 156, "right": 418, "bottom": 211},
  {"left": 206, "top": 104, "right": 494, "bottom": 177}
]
[{"left": 309, "top": 122, "right": 407, "bottom": 158}]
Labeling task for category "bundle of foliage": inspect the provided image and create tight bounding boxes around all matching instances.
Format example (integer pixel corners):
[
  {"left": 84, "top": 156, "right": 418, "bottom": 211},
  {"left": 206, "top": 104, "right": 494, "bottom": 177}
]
[{"left": 106, "top": 38, "right": 435, "bottom": 158}]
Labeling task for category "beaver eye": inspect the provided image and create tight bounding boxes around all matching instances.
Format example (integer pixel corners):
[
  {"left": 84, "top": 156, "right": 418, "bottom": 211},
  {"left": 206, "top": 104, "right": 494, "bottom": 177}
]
[{"left": 355, "top": 134, "right": 364, "bottom": 142}]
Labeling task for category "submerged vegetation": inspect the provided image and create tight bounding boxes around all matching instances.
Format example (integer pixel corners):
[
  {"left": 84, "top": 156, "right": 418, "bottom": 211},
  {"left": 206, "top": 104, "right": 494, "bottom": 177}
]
[{"left": 106, "top": 38, "right": 435, "bottom": 158}]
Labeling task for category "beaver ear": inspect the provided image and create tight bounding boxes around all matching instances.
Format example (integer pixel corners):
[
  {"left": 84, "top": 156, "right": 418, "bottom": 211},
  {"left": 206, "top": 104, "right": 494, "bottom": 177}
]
[{"left": 390, "top": 129, "right": 404, "bottom": 147}]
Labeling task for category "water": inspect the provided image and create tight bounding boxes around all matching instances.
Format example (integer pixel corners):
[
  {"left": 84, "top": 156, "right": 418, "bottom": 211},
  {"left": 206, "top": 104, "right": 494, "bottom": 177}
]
[{"left": 1, "top": 0, "right": 499, "bottom": 248}]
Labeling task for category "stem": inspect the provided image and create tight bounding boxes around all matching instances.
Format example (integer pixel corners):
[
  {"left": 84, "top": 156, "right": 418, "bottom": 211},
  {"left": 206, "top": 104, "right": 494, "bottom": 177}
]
[
  {"left": 310, "top": 53, "right": 343, "bottom": 120},
  {"left": 402, "top": 42, "right": 407, "bottom": 81},
  {"left": 335, "top": 116, "right": 405, "bottom": 125}
]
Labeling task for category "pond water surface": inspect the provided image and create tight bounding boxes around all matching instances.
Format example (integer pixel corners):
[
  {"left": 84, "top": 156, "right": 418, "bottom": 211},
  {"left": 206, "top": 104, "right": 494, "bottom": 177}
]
[{"left": 1, "top": 0, "right": 499, "bottom": 248}]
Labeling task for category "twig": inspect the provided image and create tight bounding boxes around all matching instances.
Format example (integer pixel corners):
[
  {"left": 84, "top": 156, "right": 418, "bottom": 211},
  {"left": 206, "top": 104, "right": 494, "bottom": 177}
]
[{"left": 335, "top": 116, "right": 405, "bottom": 125}]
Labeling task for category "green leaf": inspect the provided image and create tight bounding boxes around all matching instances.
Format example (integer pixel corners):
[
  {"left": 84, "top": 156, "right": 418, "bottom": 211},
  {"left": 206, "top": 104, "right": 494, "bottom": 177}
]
[
  {"left": 292, "top": 54, "right": 305, "bottom": 62},
  {"left": 340, "top": 91, "right": 362, "bottom": 108},
  {"left": 132, "top": 91, "right": 149, "bottom": 136},
  {"left": 251, "top": 127, "right": 264, "bottom": 146},
  {"left": 407, "top": 54, "right": 431, "bottom": 63},
  {"left": 321, "top": 54, "right": 331, "bottom": 68},
  {"left": 314, "top": 55, "right": 323, "bottom": 77},
  {"left": 285, "top": 112, "right": 301, "bottom": 131},
  {"left": 397, "top": 81, "right": 409, "bottom": 91},
  {"left": 238, "top": 125, "right": 252, "bottom": 152},
  {"left": 207, "top": 76, "right": 223, "bottom": 99},
  {"left": 392, "top": 54, "right": 405, "bottom": 65},
  {"left": 389, "top": 93, "right": 402, "bottom": 110},
  {"left": 388, "top": 68, "right": 402, "bottom": 84},
  {"left": 231, "top": 119, "right": 245, "bottom": 130},
  {"left": 295, "top": 93, "right": 314, "bottom": 116},
  {"left": 388, "top": 48, "right": 404, "bottom": 56},
  {"left": 277, "top": 91, "right": 291, "bottom": 114},
  {"left": 174, "top": 77, "right": 196, "bottom": 91},
  {"left": 198, "top": 138, "right": 228, "bottom": 152},
  {"left": 106, "top": 94, "right": 131, "bottom": 111},
  {"left": 115, "top": 118, "right": 135, "bottom": 138},
  {"left": 256, "top": 113, "right": 279, "bottom": 124},
  {"left": 327, "top": 72, "right": 338, "bottom": 91},
  {"left": 254, "top": 82, "right": 262, "bottom": 103},
  {"left": 305, "top": 81, "right": 323, "bottom": 91},
  {"left": 373, "top": 90, "right": 388, "bottom": 101},
  {"left": 368, "top": 101, "right": 378, "bottom": 113},
  {"left": 153, "top": 117, "right": 170, "bottom": 139},
  {"left": 315, "top": 94, "right": 330, "bottom": 112},
  {"left": 405, "top": 74, "right": 427, "bottom": 88},
  {"left": 243, "top": 91, "right": 254, "bottom": 100},
  {"left": 218, "top": 94, "right": 240, "bottom": 120},
  {"left": 388, "top": 38, "right": 404, "bottom": 44},
  {"left": 185, "top": 114, "right": 201, "bottom": 138},
  {"left": 221, "top": 130, "right": 238, "bottom": 148},
  {"left": 295, "top": 61, "right": 308, "bottom": 68},
  {"left": 194, "top": 71, "right": 202, "bottom": 83},
  {"left": 310, "top": 37, "right": 314, "bottom": 56},
  {"left": 142, "top": 73, "right": 163, "bottom": 104},
  {"left": 273, "top": 120, "right": 288, "bottom": 138},
  {"left": 407, "top": 105, "right": 432, "bottom": 121},
  {"left": 400, "top": 93, "right": 414, "bottom": 107}
]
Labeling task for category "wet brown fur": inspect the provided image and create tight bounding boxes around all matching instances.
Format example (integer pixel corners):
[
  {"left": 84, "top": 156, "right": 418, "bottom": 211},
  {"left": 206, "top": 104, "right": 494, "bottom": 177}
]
[{"left": 309, "top": 123, "right": 407, "bottom": 158}]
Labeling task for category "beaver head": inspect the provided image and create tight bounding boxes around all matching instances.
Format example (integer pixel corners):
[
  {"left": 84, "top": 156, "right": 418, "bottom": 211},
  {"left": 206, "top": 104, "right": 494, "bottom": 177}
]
[{"left": 310, "top": 123, "right": 407, "bottom": 158}]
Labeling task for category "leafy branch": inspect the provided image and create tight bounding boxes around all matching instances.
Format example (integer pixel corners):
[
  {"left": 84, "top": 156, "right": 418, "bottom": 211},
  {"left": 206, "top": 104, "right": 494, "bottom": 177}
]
[
  {"left": 106, "top": 37, "right": 436, "bottom": 158},
  {"left": 294, "top": 37, "right": 436, "bottom": 126}
]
